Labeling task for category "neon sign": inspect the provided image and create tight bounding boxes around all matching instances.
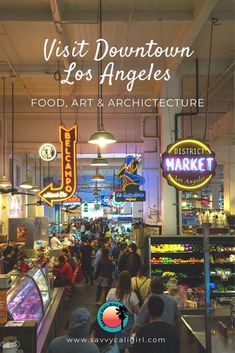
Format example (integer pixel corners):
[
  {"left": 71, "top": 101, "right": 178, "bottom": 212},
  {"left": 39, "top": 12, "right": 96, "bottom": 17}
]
[
  {"left": 115, "top": 155, "right": 146, "bottom": 202},
  {"left": 38, "top": 125, "right": 77, "bottom": 206},
  {"left": 161, "top": 138, "right": 217, "bottom": 191},
  {"left": 109, "top": 190, "right": 126, "bottom": 208}
]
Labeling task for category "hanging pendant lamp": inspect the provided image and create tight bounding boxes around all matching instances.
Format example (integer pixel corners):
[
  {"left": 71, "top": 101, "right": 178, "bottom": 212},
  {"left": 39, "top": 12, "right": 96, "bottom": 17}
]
[
  {"left": 88, "top": 0, "right": 116, "bottom": 147},
  {"left": 20, "top": 153, "right": 33, "bottom": 189},
  {"left": 0, "top": 78, "right": 12, "bottom": 188},
  {"left": 90, "top": 149, "right": 109, "bottom": 166},
  {"left": 88, "top": 129, "right": 116, "bottom": 147},
  {"left": 91, "top": 167, "right": 105, "bottom": 181}
]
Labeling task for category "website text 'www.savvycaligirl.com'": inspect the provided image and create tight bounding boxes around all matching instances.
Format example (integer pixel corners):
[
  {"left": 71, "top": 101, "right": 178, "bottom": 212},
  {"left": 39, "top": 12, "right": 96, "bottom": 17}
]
[{"left": 66, "top": 336, "right": 166, "bottom": 345}]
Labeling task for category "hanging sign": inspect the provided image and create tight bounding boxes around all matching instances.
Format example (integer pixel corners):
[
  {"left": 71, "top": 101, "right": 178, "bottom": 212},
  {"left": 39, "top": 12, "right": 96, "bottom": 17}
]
[
  {"left": 38, "top": 125, "right": 78, "bottom": 206},
  {"left": 39, "top": 143, "right": 57, "bottom": 161},
  {"left": 64, "top": 195, "right": 82, "bottom": 205},
  {"left": 54, "top": 204, "right": 61, "bottom": 233},
  {"left": 115, "top": 155, "right": 146, "bottom": 202},
  {"left": 161, "top": 138, "right": 217, "bottom": 191},
  {"left": 109, "top": 190, "right": 126, "bottom": 208}
]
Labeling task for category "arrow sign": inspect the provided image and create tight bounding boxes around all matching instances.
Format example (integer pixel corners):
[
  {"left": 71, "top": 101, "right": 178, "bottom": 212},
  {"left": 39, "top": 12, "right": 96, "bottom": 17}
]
[{"left": 38, "top": 125, "right": 78, "bottom": 206}]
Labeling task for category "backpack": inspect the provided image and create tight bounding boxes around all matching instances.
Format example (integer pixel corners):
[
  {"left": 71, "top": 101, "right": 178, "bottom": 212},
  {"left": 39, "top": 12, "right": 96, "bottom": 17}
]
[{"left": 134, "top": 277, "right": 148, "bottom": 307}]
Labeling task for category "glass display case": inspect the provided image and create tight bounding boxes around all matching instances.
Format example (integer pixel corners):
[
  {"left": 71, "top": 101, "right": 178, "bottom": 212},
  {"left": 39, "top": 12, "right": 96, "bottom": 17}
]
[
  {"left": 28, "top": 265, "right": 50, "bottom": 309},
  {"left": 7, "top": 275, "right": 44, "bottom": 322},
  {"left": 7, "top": 264, "right": 51, "bottom": 324}
]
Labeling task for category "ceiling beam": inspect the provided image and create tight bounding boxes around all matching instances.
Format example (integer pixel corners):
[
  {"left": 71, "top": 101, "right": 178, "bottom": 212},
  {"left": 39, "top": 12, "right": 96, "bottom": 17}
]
[
  {"left": 0, "top": 7, "right": 233, "bottom": 23},
  {"left": 168, "top": 0, "right": 220, "bottom": 71},
  {"left": 0, "top": 8, "right": 193, "bottom": 23}
]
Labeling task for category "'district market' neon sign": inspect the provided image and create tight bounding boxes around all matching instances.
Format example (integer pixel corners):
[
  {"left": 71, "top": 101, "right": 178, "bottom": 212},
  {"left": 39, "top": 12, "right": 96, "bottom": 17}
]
[
  {"left": 38, "top": 125, "right": 77, "bottom": 206},
  {"left": 161, "top": 138, "right": 217, "bottom": 191}
]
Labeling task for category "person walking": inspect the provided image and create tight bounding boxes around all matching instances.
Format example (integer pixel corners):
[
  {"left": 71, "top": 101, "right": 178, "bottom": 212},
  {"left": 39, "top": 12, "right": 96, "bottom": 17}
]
[
  {"left": 48, "top": 308, "right": 99, "bottom": 353},
  {"left": 80, "top": 239, "right": 95, "bottom": 285},
  {"left": 117, "top": 243, "right": 128, "bottom": 273},
  {"left": 131, "top": 264, "right": 151, "bottom": 306},
  {"left": 94, "top": 248, "right": 114, "bottom": 304},
  {"left": 132, "top": 296, "right": 180, "bottom": 353},
  {"left": 126, "top": 243, "right": 141, "bottom": 277},
  {"left": 106, "top": 271, "right": 140, "bottom": 353},
  {"left": 131, "top": 278, "right": 181, "bottom": 334}
]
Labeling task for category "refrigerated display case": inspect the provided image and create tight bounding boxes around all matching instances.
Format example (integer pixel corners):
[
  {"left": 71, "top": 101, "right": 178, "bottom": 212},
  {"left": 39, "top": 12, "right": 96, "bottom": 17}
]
[
  {"left": 9, "top": 264, "right": 51, "bottom": 311},
  {"left": 7, "top": 275, "right": 44, "bottom": 322},
  {"left": 28, "top": 265, "right": 50, "bottom": 309},
  {"left": 148, "top": 235, "right": 235, "bottom": 305}
]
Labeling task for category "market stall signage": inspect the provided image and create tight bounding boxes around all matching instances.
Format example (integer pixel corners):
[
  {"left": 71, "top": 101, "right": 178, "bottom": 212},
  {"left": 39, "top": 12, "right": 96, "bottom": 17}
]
[
  {"left": 0, "top": 290, "right": 7, "bottom": 324},
  {"left": 64, "top": 195, "right": 82, "bottom": 205},
  {"left": 39, "top": 143, "right": 57, "bottom": 161},
  {"left": 38, "top": 125, "right": 77, "bottom": 206},
  {"left": 161, "top": 138, "right": 217, "bottom": 191},
  {"left": 115, "top": 155, "right": 146, "bottom": 202},
  {"left": 109, "top": 190, "right": 126, "bottom": 208}
]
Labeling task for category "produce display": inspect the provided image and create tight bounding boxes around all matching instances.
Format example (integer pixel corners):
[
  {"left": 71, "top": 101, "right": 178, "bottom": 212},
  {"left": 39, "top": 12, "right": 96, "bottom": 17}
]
[
  {"left": 149, "top": 236, "right": 235, "bottom": 302},
  {"left": 150, "top": 244, "right": 197, "bottom": 252},
  {"left": 161, "top": 271, "right": 176, "bottom": 277},
  {"left": 151, "top": 257, "right": 203, "bottom": 264},
  {"left": 210, "top": 245, "right": 235, "bottom": 252},
  {"left": 151, "top": 244, "right": 235, "bottom": 253}
]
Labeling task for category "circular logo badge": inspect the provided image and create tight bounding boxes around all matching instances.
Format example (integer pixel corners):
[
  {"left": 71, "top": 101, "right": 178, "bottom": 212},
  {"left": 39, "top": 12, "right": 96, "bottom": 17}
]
[
  {"left": 97, "top": 301, "right": 129, "bottom": 333},
  {"left": 161, "top": 138, "right": 217, "bottom": 191},
  {"left": 39, "top": 143, "right": 57, "bottom": 162}
]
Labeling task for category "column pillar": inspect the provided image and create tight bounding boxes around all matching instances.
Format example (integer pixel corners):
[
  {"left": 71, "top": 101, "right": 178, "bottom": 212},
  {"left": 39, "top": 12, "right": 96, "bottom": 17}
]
[
  {"left": 159, "top": 73, "right": 181, "bottom": 235},
  {"left": 141, "top": 115, "right": 161, "bottom": 225},
  {"left": 224, "top": 145, "right": 235, "bottom": 214}
]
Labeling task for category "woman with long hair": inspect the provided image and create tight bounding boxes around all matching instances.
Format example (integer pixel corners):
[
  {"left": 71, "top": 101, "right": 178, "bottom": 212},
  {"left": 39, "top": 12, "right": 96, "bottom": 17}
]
[
  {"left": 106, "top": 271, "right": 140, "bottom": 353},
  {"left": 131, "top": 264, "right": 151, "bottom": 306},
  {"left": 95, "top": 248, "right": 114, "bottom": 304}
]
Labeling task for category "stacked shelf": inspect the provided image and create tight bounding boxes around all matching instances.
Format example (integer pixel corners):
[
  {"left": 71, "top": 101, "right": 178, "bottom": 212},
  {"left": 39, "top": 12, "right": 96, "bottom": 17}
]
[{"left": 149, "top": 236, "right": 235, "bottom": 299}]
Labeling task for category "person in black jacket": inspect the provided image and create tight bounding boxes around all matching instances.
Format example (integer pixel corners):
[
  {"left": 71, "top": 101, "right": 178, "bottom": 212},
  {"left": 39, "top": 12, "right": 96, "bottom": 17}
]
[
  {"left": 117, "top": 243, "right": 129, "bottom": 273},
  {"left": 94, "top": 248, "right": 114, "bottom": 304},
  {"left": 126, "top": 243, "right": 141, "bottom": 277},
  {"left": 133, "top": 295, "right": 180, "bottom": 353},
  {"left": 3, "top": 246, "right": 17, "bottom": 274}
]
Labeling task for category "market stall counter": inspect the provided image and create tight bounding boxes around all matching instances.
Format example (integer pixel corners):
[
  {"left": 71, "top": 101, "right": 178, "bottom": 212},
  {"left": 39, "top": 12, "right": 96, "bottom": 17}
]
[
  {"left": 181, "top": 312, "right": 234, "bottom": 353},
  {"left": 0, "top": 264, "right": 66, "bottom": 353}
]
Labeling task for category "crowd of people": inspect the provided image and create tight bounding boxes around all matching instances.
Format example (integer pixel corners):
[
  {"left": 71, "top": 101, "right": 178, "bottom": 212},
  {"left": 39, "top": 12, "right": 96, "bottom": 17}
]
[
  {"left": 0, "top": 217, "right": 181, "bottom": 353},
  {"left": 49, "top": 273, "right": 180, "bottom": 353},
  {"left": 48, "top": 218, "right": 181, "bottom": 353}
]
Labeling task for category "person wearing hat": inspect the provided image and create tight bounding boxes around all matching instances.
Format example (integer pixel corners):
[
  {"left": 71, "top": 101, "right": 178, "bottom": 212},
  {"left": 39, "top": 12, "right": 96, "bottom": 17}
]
[
  {"left": 166, "top": 277, "right": 180, "bottom": 304},
  {"left": 48, "top": 308, "right": 99, "bottom": 353}
]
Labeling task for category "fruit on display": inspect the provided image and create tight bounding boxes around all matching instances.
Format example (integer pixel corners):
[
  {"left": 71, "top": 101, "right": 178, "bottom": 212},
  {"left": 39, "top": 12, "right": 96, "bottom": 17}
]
[
  {"left": 151, "top": 257, "right": 203, "bottom": 264},
  {"left": 210, "top": 245, "right": 235, "bottom": 252},
  {"left": 151, "top": 269, "right": 163, "bottom": 276},
  {"left": 150, "top": 243, "right": 204, "bottom": 253},
  {"left": 162, "top": 271, "right": 176, "bottom": 278},
  {"left": 151, "top": 244, "right": 191, "bottom": 252},
  {"left": 211, "top": 253, "right": 235, "bottom": 264}
]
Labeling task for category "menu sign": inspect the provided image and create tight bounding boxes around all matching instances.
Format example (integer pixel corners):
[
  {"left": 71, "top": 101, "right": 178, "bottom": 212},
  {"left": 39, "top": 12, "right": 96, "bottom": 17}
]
[
  {"left": 38, "top": 125, "right": 78, "bottom": 206},
  {"left": 161, "top": 138, "right": 217, "bottom": 191},
  {"left": 0, "top": 290, "right": 7, "bottom": 324}
]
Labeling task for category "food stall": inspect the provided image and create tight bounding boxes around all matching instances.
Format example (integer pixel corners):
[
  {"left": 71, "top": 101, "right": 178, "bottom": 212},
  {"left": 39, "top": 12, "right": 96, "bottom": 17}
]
[
  {"left": 148, "top": 235, "right": 235, "bottom": 312},
  {"left": 0, "top": 263, "right": 65, "bottom": 353},
  {"left": 181, "top": 312, "right": 234, "bottom": 353}
]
